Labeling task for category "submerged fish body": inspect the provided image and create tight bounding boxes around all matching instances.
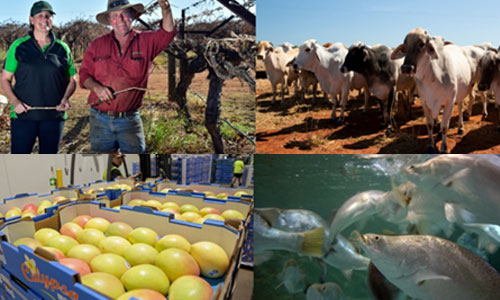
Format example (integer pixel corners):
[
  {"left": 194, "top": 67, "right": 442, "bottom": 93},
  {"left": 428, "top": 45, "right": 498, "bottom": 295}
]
[
  {"left": 254, "top": 212, "right": 324, "bottom": 256},
  {"left": 395, "top": 181, "right": 450, "bottom": 235},
  {"left": 357, "top": 233, "right": 500, "bottom": 300},
  {"left": 404, "top": 155, "right": 500, "bottom": 226},
  {"left": 254, "top": 208, "right": 370, "bottom": 272},
  {"left": 322, "top": 234, "right": 370, "bottom": 271},
  {"left": 306, "top": 282, "right": 345, "bottom": 300},
  {"left": 276, "top": 258, "right": 306, "bottom": 294},
  {"left": 326, "top": 190, "right": 386, "bottom": 245},
  {"left": 256, "top": 208, "right": 326, "bottom": 232}
]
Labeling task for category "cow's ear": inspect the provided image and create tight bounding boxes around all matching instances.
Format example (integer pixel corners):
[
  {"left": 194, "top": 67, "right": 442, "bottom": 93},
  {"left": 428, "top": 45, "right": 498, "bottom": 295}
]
[
  {"left": 427, "top": 41, "right": 438, "bottom": 59},
  {"left": 391, "top": 44, "right": 406, "bottom": 60}
]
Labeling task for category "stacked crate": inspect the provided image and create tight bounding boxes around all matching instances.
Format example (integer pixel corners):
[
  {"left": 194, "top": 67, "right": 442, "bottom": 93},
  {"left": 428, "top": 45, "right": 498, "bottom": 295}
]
[
  {"left": 170, "top": 155, "right": 213, "bottom": 185},
  {"left": 215, "top": 158, "right": 235, "bottom": 184}
]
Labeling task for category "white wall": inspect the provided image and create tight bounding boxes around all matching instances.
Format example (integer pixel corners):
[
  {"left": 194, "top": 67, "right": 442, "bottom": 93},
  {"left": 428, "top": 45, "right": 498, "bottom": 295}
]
[{"left": 0, "top": 154, "right": 142, "bottom": 200}]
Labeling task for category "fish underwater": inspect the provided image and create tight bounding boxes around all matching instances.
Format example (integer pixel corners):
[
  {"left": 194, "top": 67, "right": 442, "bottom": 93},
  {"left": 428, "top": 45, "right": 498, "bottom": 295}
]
[
  {"left": 306, "top": 282, "right": 345, "bottom": 300},
  {"left": 355, "top": 232, "right": 500, "bottom": 300},
  {"left": 254, "top": 208, "right": 370, "bottom": 275},
  {"left": 401, "top": 154, "right": 500, "bottom": 243},
  {"left": 254, "top": 211, "right": 325, "bottom": 257},
  {"left": 276, "top": 258, "right": 306, "bottom": 294},
  {"left": 326, "top": 186, "right": 409, "bottom": 246}
]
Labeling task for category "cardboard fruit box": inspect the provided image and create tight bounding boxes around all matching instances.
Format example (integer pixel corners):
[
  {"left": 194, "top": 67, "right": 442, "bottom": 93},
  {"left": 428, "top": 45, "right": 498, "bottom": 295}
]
[
  {"left": 0, "top": 188, "right": 80, "bottom": 223},
  {"left": 0, "top": 201, "right": 244, "bottom": 300},
  {"left": 79, "top": 179, "right": 136, "bottom": 200},
  {"left": 156, "top": 181, "right": 253, "bottom": 200},
  {"left": 0, "top": 266, "right": 43, "bottom": 300},
  {"left": 121, "top": 190, "right": 253, "bottom": 225}
]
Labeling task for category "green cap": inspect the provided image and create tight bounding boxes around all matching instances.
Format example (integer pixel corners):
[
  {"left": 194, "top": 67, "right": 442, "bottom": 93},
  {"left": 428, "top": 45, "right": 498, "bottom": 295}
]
[{"left": 30, "top": 1, "right": 55, "bottom": 16}]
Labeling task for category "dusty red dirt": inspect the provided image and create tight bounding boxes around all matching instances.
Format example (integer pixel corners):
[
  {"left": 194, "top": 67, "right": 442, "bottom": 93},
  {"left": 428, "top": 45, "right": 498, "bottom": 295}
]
[{"left": 256, "top": 78, "right": 500, "bottom": 153}]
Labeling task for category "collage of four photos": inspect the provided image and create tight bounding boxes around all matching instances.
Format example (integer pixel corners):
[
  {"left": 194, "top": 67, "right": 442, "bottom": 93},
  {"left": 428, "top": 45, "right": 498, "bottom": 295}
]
[{"left": 1, "top": 0, "right": 500, "bottom": 300}]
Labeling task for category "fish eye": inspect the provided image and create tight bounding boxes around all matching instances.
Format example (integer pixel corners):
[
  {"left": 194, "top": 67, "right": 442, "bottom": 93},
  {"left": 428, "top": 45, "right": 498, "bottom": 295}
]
[{"left": 375, "top": 236, "right": 379, "bottom": 240}]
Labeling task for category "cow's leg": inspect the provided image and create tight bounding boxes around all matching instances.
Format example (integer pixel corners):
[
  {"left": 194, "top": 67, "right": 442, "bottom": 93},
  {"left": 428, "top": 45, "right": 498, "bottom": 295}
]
[
  {"left": 377, "top": 98, "right": 386, "bottom": 127},
  {"left": 271, "top": 81, "right": 277, "bottom": 105},
  {"left": 281, "top": 75, "right": 287, "bottom": 102},
  {"left": 422, "top": 101, "right": 436, "bottom": 153},
  {"left": 312, "top": 82, "right": 318, "bottom": 102},
  {"left": 386, "top": 87, "right": 395, "bottom": 134},
  {"left": 440, "top": 100, "right": 455, "bottom": 153},
  {"left": 362, "top": 80, "right": 370, "bottom": 113},
  {"left": 457, "top": 99, "right": 465, "bottom": 135},
  {"left": 337, "top": 84, "right": 350, "bottom": 125},
  {"left": 465, "top": 89, "right": 474, "bottom": 121},
  {"left": 330, "top": 93, "right": 338, "bottom": 121},
  {"left": 497, "top": 102, "right": 500, "bottom": 132},
  {"left": 205, "top": 73, "right": 224, "bottom": 153},
  {"left": 480, "top": 91, "right": 488, "bottom": 120},
  {"left": 408, "top": 87, "right": 415, "bottom": 119}
]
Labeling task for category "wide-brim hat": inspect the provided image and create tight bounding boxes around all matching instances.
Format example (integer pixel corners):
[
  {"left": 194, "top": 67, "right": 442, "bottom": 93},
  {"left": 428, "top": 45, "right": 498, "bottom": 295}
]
[{"left": 96, "top": 0, "right": 144, "bottom": 25}]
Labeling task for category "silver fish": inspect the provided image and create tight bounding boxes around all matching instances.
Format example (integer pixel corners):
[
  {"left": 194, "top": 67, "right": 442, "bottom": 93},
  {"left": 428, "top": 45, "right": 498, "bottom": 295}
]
[
  {"left": 326, "top": 188, "right": 408, "bottom": 246},
  {"left": 356, "top": 233, "right": 500, "bottom": 300},
  {"left": 255, "top": 208, "right": 326, "bottom": 232},
  {"left": 254, "top": 208, "right": 370, "bottom": 273},
  {"left": 404, "top": 154, "right": 500, "bottom": 226},
  {"left": 276, "top": 258, "right": 306, "bottom": 294},
  {"left": 254, "top": 212, "right": 325, "bottom": 257},
  {"left": 306, "top": 282, "right": 345, "bottom": 300}
]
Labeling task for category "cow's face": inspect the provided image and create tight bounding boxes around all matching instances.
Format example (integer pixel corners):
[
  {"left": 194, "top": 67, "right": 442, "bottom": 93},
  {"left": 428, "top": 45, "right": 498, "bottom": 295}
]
[
  {"left": 341, "top": 44, "right": 368, "bottom": 74},
  {"left": 294, "top": 39, "right": 318, "bottom": 71},
  {"left": 478, "top": 51, "right": 500, "bottom": 91},
  {"left": 391, "top": 28, "right": 437, "bottom": 75},
  {"left": 257, "top": 41, "right": 273, "bottom": 60}
]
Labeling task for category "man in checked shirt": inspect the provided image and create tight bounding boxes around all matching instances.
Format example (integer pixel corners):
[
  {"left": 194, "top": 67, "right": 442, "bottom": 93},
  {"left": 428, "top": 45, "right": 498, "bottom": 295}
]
[{"left": 79, "top": 0, "right": 177, "bottom": 153}]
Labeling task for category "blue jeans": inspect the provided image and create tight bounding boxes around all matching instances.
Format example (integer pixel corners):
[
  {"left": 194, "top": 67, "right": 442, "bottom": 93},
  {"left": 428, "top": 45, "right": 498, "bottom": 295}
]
[
  {"left": 89, "top": 108, "right": 146, "bottom": 153},
  {"left": 11, "top": 118, "right": 64, "bottom": 154}
]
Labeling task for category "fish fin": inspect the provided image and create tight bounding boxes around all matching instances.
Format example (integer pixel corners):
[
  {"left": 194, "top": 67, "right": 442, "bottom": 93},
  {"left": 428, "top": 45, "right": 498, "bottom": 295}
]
[
  {"left": 326, "top": 209, "right": 337, "bottom": 230},
  {"left": 254, "top": 251, "right": 274, "bottom": 266},
  {"left": 414, "top": 271, "right": 451, "bottom": 286},
  {"left": 382, "top": 228, "right": 397, "bottom": 236},
  {"left": 274, "top": 281, "right": 284, "bottom": 290},
  {"left": 255, "top": 208, "right": 281, "bottom": 227},
  {"left": 444, "top": 203, "right": 475, "bottom": 223},
  {"left": 465, "top": 223, "right": 500, "bottom": 244},
  {"left": 325, "top": 209, "right": 338, "bottom": 248},
  {"left": 390, "top": 177, "right": 410, "bottom": 206},
  {"left": 301, "top": 226, "right": 325, "bottom": 257},
  {"left": 341, "top": 269, "right": 353, "bottom": 280}
]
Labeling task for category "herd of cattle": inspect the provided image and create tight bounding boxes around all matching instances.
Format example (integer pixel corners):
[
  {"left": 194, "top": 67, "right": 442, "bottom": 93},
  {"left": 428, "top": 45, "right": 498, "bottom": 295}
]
[{"left": 257, "top": 27, "right": 500, "bottom": 153}]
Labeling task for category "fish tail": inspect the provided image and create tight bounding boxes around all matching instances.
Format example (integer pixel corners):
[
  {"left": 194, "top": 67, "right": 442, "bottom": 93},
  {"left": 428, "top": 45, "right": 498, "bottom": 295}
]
[{"left": 301, "top": 226, "right": 325, "bottom": 257}]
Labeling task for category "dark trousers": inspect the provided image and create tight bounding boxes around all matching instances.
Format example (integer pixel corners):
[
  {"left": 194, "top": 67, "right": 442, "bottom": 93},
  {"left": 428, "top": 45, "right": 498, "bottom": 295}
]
[{"left": 11, "top": 118, "right": 65, "bottom": 154}]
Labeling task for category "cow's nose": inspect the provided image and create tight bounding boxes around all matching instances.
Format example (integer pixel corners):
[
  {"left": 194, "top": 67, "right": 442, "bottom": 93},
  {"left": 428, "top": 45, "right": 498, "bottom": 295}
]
[
  {"left": 478, "top": 83, "right": 488, "bottom": 91},
  {"left": 340, "top": 66, "right": 348, "bottom": 73},
  {"left": 401, "top": 64, "right": 415, "bottom": 74},
  {"left": 257, "top": 55, "right": 263, "bottom": 60}
]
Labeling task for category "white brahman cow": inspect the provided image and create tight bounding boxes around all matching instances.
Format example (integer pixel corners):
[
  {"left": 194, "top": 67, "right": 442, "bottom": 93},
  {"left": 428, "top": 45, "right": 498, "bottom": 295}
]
[
  {"left": 292, "top": 39, "right": 368, "bottom": 124},
  {"left": 391, "top": 28, "right": 473, "bottom": 153}
]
